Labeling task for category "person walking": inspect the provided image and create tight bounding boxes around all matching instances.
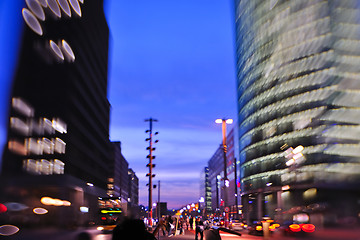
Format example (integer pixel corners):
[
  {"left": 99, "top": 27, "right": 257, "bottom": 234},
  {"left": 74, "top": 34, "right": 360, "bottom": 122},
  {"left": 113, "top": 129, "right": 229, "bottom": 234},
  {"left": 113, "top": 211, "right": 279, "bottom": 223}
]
[
  {"left": 195, "top": 217, "right": 204, "bottom": 240},
  {"left": 153, "top": 218, "right": 166, "bottom": 237},
  {"left": 165, "top": 215, "right": 174, "bottom": 237}
]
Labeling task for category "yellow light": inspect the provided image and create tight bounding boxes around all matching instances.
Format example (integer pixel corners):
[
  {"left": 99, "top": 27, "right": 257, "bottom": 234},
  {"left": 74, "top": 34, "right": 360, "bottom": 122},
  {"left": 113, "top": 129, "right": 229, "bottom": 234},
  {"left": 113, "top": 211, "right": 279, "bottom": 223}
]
[
  {"left": 52, "top": 199, "right": 63, "bottom": 206},
  {"left": 293, "top": 145, "right": 304, "bottom": 154},
  {"left": 100, "top": 210, "right": 122, "bottom": 214},
  {"left": 62, "top": 201, "right": 71, "bottom": 206},
  {"left": 41, "top": 197, "right": 54, "bottom": 206}
]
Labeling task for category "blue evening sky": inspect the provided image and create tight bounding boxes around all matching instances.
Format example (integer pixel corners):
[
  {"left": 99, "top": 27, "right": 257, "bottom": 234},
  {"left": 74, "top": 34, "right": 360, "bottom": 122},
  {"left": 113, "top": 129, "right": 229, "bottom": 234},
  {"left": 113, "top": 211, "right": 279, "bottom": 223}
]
[{"left": 105, "top": 0, "right": 238, "bottom": 209}]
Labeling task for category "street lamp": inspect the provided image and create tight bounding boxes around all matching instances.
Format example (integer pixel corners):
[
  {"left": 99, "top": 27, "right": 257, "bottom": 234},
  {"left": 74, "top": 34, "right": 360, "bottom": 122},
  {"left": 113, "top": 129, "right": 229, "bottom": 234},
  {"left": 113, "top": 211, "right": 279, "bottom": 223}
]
[
  {"left": 145, "top": 117, "right": 159, "bottom": 227},
  {"left": 215, "top": 118, "right": 233, "bottom": 227}
]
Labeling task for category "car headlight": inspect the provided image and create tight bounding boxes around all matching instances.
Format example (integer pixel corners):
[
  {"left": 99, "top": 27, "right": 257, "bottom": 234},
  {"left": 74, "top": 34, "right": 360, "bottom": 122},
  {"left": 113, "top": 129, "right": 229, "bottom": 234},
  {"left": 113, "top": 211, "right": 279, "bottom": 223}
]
[{"left": 97, "top": 226, "right": 104, "bottom": 231}]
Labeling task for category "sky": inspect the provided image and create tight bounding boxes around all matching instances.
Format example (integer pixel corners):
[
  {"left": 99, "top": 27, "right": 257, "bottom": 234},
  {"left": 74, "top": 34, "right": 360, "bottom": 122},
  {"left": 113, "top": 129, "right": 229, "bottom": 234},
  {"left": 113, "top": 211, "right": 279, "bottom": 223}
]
[{"left": 104, "top": 0, "right": 238, "bottom": 209}]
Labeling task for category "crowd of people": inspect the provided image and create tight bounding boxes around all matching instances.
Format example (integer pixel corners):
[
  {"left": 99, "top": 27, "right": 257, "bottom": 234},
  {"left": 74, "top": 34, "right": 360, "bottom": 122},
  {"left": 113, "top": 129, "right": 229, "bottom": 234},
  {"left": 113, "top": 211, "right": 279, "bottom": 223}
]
[{"left": 77, "top": 215, "right": 215, "bottom": 240}]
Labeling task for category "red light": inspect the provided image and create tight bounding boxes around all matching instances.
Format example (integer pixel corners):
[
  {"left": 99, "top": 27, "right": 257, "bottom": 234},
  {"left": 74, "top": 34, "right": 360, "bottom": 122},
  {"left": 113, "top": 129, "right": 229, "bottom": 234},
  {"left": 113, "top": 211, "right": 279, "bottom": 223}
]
[
  {"left": 0, "top": 204, "right": 7, "bottom": 213},
  {"left": 101, "top": 217, "right": 106, "bottom": 220},
  {"left": 289, "top": 224, "right": 301, "bottom": 232},
  {"left": 301, "top": 224, "right": 315, "bottom": 233}
]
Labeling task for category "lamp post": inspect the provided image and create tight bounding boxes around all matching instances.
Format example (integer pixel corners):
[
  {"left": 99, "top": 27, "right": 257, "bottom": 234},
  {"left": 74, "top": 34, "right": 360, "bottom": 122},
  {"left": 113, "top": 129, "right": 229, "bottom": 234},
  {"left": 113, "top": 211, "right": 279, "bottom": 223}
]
[
  {"left": 145, "top": 118, "right": 158, "bottom": 227},
  {"left": 215, "top": 118, "right": 233, "bottom": 227}
]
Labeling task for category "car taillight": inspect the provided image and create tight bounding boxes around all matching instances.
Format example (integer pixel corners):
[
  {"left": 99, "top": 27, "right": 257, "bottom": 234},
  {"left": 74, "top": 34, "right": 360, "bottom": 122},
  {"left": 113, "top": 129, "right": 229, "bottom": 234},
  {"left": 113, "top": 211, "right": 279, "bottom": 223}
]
[
  {"left": 301, "top": 224, "right": 315, "bottom": 233},
  {"left": 289, "top": 224, "right": 301, "bottom": 232}
]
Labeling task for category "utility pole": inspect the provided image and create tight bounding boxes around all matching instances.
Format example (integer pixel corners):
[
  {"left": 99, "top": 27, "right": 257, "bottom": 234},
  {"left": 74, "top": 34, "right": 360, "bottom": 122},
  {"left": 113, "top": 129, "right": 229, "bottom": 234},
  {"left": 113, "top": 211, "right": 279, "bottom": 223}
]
[
  {"left": 158, "top": 180, "right": 161, "bottom": 239},
  {"left": 145, "top": 118, "right": 158, "bottom": 227}
]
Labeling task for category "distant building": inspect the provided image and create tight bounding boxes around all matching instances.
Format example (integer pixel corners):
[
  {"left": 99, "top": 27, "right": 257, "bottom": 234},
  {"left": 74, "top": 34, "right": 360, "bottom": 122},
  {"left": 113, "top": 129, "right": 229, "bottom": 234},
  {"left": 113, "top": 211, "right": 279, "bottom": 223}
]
[
  {"left": 128, "top": 168, "right": 139, "bottom": 206},
  {"left": 200, "top": 167, "right": 212, "bottom": 214},
  {"left": 155, "top": 202, "right": 168, "bottom": 219},
  {"left": 234, "top": 0, "right": 360, "bottom": 227},
  {"left": 208, "top": 128, "right": 235, "bottom": 216},
  {"left": 110, "top": 142, "right": 129, "bottom": 202},
  {"left": 0, "top": 0, "right": 110, "bottom": 226}
]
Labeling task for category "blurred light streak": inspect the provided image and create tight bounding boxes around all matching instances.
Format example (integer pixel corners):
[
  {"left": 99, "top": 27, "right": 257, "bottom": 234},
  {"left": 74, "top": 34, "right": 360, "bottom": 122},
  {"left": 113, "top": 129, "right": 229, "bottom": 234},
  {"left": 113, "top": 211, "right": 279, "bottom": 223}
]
[
  {"left": 25, "top": 0, "right": 45, "bottom": 21},
  {"left": 22, "top": 8, "right": 43, "bottom": 35},
  {"left": 3, "top": 202, "right": 28, "bottom": 211},
  {"left": 58, "top": 0, "right": 71, "bottom": 17},
  {"left": 33, "top": 207, "right": 48, "bottom": 214},
  {"left": 0, "top": 225, "right": 20, "bottom": 236}
]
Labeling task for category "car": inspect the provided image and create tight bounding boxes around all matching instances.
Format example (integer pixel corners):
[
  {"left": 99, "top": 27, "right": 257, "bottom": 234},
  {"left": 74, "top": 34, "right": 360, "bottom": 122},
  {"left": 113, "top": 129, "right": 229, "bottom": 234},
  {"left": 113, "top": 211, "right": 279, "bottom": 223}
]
[
  {"left": 97, "top": 224, "right": 117, "bottom": 234},
  {"left": 229, "top": 219, "right": 245, "bottom": 231},
  {"left": 247, "top": 221, "right": 264, "bottom": 235},
  {"left": 281, "top": 222, "right": 316, "bottom": 237}
]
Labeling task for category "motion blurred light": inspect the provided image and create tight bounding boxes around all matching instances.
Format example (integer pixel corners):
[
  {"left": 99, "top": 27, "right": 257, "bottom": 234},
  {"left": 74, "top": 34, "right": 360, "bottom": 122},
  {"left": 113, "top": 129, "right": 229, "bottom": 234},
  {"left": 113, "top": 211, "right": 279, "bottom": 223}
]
[
  {"left": 301, "top": 224, "right": 315, "bottom": 233},
  {"left": 41, "top": 197, "right": 54, "bottom": 205},
  {"left": 61, "top": 40, "right": 75, "bottom": 62},
  {"left": 37, "top": 0, "right": 47, "bottom": 7},
  {"left": 0, "top": 204, "right": 7, "bottom": 213},
  {"left": 40, "top": 197, "right": 71, "bottom": 206},
  {"left": 22, "top": 8, "right": 43, "bottom": 36},
  {"left": 26, "top": 0, "right": 45, "bottom": 21},
  {"left": 69, "top": 0, "right": 82, "bottom": 17},
  {"left": 58, "top": 0, "right": 71, "bottom": 17},
  {"left": 33, "top": 207, "right": 48, "bottom": 214},
  {"left": 80, "top": 206, "right": 89, "bottom": 213},
  {"left": 4, "top": 202, "right": 28, "bottom": 211},
  {"left": 49, "top": 40, "right": 65, "bottom": 61},
  {"left": 289, "top": 224, "right": 301, "bottom": 232},
  {"left": 47, "top": 0, "right": 61, "bottom": 18},
  {"left": 0, "top": 225, "right": 20, "bottom": 236}
]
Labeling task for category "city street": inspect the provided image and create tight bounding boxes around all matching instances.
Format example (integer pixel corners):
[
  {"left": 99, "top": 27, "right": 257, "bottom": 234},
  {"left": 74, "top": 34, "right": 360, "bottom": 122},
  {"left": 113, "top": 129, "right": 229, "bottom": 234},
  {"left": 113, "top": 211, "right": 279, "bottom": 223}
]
[{"left": 6, "top": 226, "right": 360, "bottom": 240}]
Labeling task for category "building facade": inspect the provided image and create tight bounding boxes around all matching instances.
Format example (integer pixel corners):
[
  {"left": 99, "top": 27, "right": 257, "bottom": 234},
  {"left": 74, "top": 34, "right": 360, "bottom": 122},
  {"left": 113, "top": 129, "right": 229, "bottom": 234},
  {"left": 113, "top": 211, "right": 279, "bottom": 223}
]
[
  {"left": 234, "top": 0, "right": 360, "bottom": 227},
  {"left": 128, "top": 168, "right": 139, "bottom": 206},
  {"left": 0, "top": 0, "right": 111, "bottom": 226},
  {"left": 208, "top": 128, "right": 236, "bottom": 216}
]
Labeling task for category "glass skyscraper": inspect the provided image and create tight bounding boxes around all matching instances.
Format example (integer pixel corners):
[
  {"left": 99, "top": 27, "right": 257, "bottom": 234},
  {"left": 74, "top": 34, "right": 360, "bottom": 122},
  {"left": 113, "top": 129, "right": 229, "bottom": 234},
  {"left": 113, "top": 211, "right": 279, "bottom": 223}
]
[{"left": 235, "top": 0, "right": 360, "bottom": 226}]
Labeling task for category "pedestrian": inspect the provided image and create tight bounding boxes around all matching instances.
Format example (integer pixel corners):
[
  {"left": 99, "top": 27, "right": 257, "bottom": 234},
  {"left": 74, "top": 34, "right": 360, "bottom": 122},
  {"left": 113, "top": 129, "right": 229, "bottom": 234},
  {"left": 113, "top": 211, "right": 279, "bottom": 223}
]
[
  {"left": 195, "top": 217, "right": 204, "bottom": 240},
  {"left": 177, "top": 218, "right": 184, "bottom": 235},
  {"left": 189, "top": 217, "right": 194, "bottom": 230},
  {"left": 153, "top": 217, "right": 166, "bottom": 236},
  {"left": 165, "top": 215, "right": 174, "bottom": 237},
  {"left": 112, "top": 218, "right": 156, "bottom": 240}
]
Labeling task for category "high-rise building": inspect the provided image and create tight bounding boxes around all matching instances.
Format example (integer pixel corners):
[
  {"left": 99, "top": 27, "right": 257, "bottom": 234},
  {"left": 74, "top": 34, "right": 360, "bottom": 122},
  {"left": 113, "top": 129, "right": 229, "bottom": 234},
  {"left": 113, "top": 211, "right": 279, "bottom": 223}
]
[
  {"left": 234, "top": 0, "right": 360, "bottom": 227},
  {"left": 0, "top": 0, "right": 111, "bottom": 226}
]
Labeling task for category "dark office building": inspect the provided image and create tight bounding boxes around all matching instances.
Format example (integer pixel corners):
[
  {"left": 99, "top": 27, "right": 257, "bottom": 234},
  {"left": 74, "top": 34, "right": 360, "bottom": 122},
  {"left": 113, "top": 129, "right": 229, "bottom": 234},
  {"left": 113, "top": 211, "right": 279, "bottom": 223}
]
[
  {"left": 0, "top": 0, "right": 111, "bottom": 226},
  {"left": 109, "top": 142, "right": 129, "bottom": 201},
  {"left": 234, "top": 0, "right": 360, "bottom": 227}
]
